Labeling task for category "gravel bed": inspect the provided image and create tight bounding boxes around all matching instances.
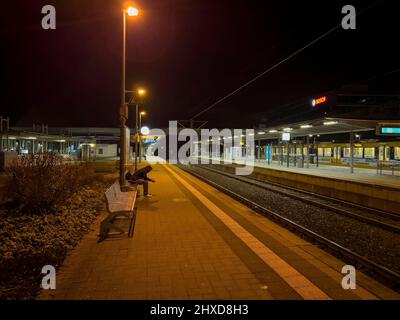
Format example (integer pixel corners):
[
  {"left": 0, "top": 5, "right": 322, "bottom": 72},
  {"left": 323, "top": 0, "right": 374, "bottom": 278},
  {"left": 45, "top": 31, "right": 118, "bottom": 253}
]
[
  {"left": 0, "top": 181, "right": 108, "bottom": 299},
  {"left": 185, "top": 165, "right": 400, "bottom": 275},
  {"left": 207, "top": 165, "right": 400, "bottom": 227}
]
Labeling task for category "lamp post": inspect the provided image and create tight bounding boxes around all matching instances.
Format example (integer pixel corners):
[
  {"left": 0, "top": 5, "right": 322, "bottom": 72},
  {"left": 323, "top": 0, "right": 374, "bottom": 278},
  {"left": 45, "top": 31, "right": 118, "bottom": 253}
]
[
  {"left": 139, "top": 111, "right": 146, "bottom": 163},
  {"left": 119, "top": 6, "right": 139, "bottom": 187},
  {"left": 134, "top": 90, "right": 146, "bottom": 171}
]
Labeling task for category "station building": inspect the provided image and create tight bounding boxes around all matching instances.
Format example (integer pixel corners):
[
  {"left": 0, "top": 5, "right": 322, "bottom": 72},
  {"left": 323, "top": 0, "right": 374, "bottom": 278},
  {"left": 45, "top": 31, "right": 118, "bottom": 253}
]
[
  {"left": 0, "top": 120, "right": 120, "bottom": 169},
  {"left": 0, "top": 122, "right": 156, "bottom": 170}
]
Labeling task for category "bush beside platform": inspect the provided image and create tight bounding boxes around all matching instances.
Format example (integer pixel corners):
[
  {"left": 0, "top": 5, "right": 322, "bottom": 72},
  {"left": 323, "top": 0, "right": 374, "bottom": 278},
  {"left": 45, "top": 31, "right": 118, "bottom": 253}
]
[{"left": 0, "top": 153, "right": 112, "bottom": 299}]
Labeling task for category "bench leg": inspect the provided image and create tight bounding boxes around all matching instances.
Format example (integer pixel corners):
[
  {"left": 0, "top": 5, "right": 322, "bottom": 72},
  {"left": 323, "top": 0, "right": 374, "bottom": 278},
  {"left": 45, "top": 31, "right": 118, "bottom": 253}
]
[{"left": 127, "top": 207, "right": 137, "bottom": 238}]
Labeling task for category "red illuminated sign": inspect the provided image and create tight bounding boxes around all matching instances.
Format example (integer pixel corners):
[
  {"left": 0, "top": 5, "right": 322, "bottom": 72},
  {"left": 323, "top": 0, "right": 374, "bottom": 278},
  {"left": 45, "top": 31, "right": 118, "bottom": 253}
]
[{"left": 312, "top": 96, "right": 327, "bottom": 107}]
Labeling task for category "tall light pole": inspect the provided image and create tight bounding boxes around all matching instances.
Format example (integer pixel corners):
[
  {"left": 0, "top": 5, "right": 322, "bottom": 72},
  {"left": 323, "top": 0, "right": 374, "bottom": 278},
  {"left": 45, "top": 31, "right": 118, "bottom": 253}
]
[
  {"left": 126, "top": 89, "right": 146, "bottom": 171},
  {"left": 134, "top": 89, "right": 146, "bottom": 171},
  {"left": 120, "top": 6, "right": 139, "bottom": 186},
  {"left": 139, "top": 111, "right": 146, "bottom": 163}
]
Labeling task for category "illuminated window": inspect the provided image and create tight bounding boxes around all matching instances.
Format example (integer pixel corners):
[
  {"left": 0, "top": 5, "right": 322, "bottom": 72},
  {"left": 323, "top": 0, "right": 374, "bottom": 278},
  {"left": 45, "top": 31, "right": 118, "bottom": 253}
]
[
  {"left": 344, "top": 148, "right": 363, "bottom": 158},
  {"left": 364, "top": 148, "right": 375, "bottom": 159},
  {"left": 324, "top": 148, "right": 332, "bottom": 157},
  {"left": 386, "top": 147, "right": 391, "bottom": 160}
]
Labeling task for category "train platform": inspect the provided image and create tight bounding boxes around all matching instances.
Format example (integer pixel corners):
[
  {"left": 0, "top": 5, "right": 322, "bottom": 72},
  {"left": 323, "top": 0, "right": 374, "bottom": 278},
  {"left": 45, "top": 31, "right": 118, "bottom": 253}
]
[{"left": 39, "top": 164, "right": 399, "bottom": 300}]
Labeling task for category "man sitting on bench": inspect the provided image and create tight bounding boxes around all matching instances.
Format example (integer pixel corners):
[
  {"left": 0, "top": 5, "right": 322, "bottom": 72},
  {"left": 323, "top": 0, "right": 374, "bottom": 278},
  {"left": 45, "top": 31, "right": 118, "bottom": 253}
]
[{"left": 126, "top": 165, "right": 155, "bottom": 197}]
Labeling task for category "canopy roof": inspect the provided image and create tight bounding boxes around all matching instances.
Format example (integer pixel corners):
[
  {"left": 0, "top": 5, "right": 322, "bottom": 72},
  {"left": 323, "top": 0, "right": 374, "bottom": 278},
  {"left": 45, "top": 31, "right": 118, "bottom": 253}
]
[{"left": 255, "top": 117, "right": 400, "bottom": 140}]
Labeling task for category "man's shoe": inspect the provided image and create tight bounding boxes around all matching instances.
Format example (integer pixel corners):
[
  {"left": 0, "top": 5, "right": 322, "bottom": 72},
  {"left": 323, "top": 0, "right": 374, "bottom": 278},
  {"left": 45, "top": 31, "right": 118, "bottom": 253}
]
[{"left": 144, "top": 194, "right": 153, "bottom": 198}]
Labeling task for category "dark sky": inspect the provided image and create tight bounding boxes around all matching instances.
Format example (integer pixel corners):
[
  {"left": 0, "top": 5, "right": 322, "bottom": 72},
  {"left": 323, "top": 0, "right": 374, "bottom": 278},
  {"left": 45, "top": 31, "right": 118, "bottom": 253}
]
[{"left": 1, "top": 0, "right": 400, "bottom": 129}]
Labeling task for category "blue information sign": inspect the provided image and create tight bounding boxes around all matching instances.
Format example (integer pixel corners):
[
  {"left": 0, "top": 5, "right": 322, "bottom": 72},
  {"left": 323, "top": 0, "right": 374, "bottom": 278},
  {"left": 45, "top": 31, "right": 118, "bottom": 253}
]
[{"left": 381, "top": 127, "right": 400, "bottom": 134}]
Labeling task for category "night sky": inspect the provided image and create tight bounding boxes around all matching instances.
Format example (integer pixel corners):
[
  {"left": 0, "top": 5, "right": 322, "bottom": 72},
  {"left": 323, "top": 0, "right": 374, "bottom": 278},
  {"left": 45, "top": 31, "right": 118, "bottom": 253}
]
[{"left": 1, "top": 0, "right": 400, "bottom": 129}]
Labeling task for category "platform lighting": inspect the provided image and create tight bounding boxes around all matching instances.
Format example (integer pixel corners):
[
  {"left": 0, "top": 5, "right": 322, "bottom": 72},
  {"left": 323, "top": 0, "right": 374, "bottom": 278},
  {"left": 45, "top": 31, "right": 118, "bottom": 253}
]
[
  {"left": 234, "top": 135, "right": 238, "bottom": 138},
  {"left": 283, "top": 128, "right": 293, "bottom": 132},
  {"left": 248, "top": 133, "right": 255, "bottom": 136},
  {"left": 323, "top": 121, "right": 338, "bottom": 126},
  {"left": 120, "top": 5, "right": 141, "bottom": 185},
  {"left": 269, "top": 130, "right": 277, "bottom": 133},
  {"left": 127, "top": 7, "right": 139, "bottom": 16},
  {"left": 257, "top": 131, "right": 265, "bottom": 135},
  {"left": 301, "top": 124, "right": 313, "bottom": 129}
]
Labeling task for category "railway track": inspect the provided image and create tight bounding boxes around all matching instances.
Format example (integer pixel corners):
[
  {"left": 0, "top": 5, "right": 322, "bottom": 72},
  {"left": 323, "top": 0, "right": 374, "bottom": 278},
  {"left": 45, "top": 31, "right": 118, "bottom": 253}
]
[
  {"left": 193, "top": 164, "right": 400, "bottom": 234},
  {"left": 178, "top": 164, "right": 400, "bottom": 288}
]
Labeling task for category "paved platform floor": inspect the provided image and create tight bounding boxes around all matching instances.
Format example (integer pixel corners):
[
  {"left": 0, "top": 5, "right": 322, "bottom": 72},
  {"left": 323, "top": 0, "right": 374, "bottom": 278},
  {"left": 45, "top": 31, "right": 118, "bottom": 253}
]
[{"left": 39, "top": 164, "right": 399, "bottom": 300}]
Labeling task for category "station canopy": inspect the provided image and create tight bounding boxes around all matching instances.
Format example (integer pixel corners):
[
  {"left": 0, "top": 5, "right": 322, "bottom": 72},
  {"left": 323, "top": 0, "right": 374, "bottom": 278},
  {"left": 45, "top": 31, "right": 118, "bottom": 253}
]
[{"left": 255, "top": 117, "right": 400, "bottom": 140}]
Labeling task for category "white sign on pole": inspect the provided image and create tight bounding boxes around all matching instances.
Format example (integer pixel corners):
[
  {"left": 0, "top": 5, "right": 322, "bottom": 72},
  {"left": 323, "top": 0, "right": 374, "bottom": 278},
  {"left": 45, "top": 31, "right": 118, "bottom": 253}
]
[{"left": 282, "top": 132, "right": 291, "bottom": 141}]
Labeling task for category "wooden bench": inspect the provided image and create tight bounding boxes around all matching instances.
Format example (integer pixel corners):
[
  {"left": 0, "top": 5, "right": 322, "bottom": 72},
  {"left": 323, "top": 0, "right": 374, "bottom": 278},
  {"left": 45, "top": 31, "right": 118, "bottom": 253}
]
[{"left": 99, "top": 180, "right": 138, "bottom": 239}]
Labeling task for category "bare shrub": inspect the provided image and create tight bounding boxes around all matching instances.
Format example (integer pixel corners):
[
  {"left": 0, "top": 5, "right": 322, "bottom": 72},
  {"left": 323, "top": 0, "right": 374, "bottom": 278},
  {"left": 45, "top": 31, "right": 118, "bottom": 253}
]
[{"left": 5, "top": 153, "right": 95, "bottom": 215}]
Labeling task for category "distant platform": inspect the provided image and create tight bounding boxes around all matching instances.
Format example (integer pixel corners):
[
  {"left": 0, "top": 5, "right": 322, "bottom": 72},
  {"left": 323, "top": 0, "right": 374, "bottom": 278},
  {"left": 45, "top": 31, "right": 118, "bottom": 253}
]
[
  {"left": 253, "top": 160, "right": 400, "bottom": 190},
  {"left": 40, "top": 164, "right": 399, "bottom": 300}
]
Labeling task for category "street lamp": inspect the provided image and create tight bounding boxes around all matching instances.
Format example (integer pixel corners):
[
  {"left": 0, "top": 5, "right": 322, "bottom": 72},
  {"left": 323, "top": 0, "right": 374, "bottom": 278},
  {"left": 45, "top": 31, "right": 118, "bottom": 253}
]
[
  {"left": 120, "top": 6, "right": 139, "bottom": 187},
  {"left": 132, "top": 89, "right": 146, "bottom": 171},
  {"left": 139, "top": 111, "right": 146, "bottom": 125},
  {"left": 127, "top": 7, "right": 139, "bottom": 16},
  {"left": 125, "top": 88, "right": 147, "bottom": 170},
  {"left": 139, "top": 111, "right": 146, "bottom": 163}
]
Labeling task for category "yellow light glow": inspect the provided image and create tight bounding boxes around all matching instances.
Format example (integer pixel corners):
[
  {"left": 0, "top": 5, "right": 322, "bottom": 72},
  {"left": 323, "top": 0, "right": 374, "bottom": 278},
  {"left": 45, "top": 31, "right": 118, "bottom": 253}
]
[
  {"left": 140, "top": 111, "right": 146, "bottom": 116},
  {"left": 126, "top": 7, "right": 139, "bottom": 16}
]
